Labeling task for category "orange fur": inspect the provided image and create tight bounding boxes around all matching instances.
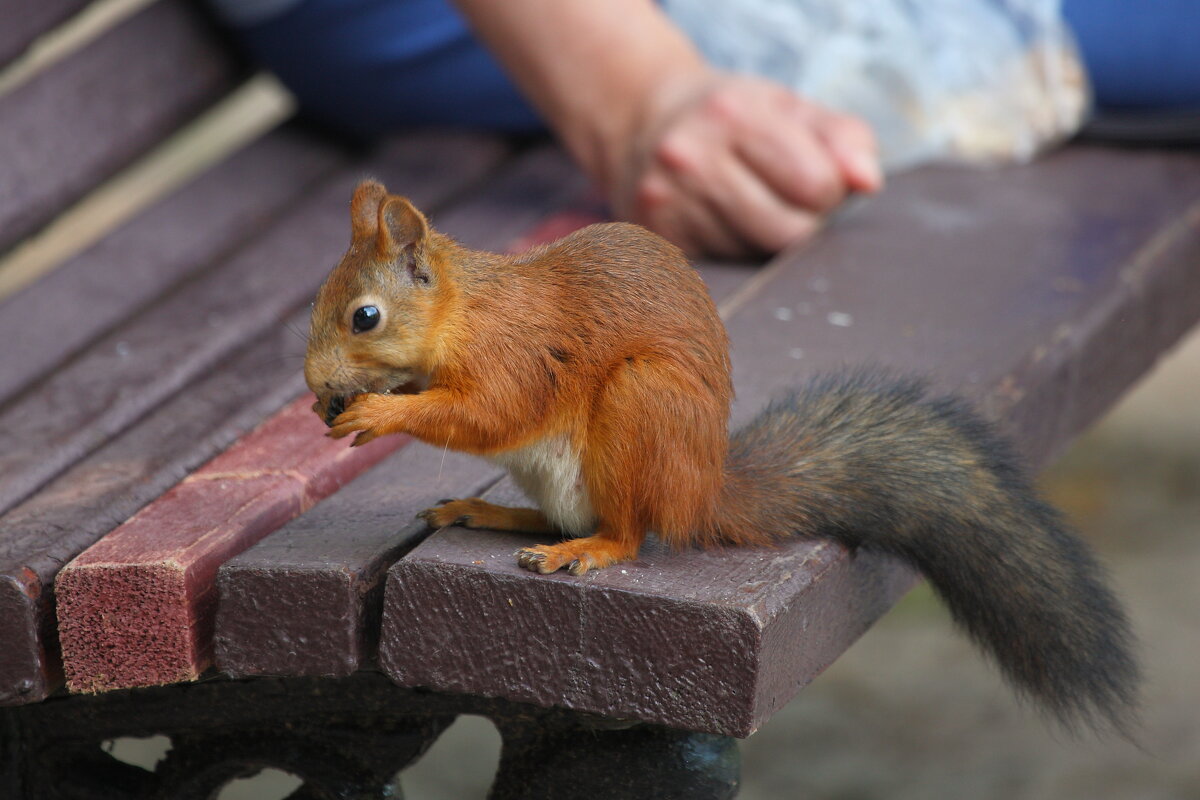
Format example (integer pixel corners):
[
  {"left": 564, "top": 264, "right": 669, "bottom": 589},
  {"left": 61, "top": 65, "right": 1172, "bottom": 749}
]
[
  {"left": 307, "top": 181, "right": 741, "bottom": 573},
  {"left": 419, "top": 498, "right": 556, "bottom": 535}
]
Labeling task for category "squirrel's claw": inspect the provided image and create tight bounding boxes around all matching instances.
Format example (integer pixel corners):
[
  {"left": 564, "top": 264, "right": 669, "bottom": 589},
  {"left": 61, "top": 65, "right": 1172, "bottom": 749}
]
[
  {"left": 516, "top": 537, "right": 631, "bottom": 576},
  {"left": 516, "top": 547, "right": 556, "bottom": 574},
  {"left": 350, "top": 430, "right": 379, "bottom": 447},
  {"left": 325, "top": 419, "right": 361, "bottom": 440}
]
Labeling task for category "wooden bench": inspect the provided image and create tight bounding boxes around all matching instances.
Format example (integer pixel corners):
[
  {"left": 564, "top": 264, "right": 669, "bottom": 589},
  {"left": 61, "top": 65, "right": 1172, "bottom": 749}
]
[{"left": 2, "top": 2, "right": 1198, "bottom": 797}]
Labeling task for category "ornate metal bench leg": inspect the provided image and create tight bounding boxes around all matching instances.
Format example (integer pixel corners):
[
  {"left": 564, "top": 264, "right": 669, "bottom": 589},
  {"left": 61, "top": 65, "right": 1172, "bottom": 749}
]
[
  {"left": 3, "top": 677, "right": 741, "bottom": 799},
  {"left": 2, "top": 677, "right": 455, "bottom": 800},
  {"left": 489, "top": 718, "right": 740, "bottom": 800}
]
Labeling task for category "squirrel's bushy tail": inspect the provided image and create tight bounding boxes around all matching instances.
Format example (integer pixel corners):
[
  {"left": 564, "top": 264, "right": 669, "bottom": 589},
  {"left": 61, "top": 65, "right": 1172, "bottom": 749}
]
[{"left": 717, "top": 370, "right": 1138, "bottom": 734}]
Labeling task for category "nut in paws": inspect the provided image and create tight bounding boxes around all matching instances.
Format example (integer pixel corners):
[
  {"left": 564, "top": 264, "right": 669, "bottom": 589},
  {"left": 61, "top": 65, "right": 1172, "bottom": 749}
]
[{"left": 326, "top": 393, "right": 393, "bottom": 446}]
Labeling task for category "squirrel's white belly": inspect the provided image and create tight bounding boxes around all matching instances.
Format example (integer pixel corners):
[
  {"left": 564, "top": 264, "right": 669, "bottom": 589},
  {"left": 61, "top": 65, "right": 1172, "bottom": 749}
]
[{"left": 489, "top": 435, "right": 595, "bottom": 536}]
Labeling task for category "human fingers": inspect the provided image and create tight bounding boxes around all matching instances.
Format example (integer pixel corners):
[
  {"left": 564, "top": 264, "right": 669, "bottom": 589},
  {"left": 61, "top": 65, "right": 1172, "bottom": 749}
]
[
  {"left": 654, "top": 118, "right": 822, "bottom": 254},
  {"left": 633, "top": 170, "right": 750, "bottom": 259},
  {"left": 705, "top": 83, "right": 848, "bottom": 214},
  {"left": 805, "top": 106, "right": 884, "bottom": 194}
]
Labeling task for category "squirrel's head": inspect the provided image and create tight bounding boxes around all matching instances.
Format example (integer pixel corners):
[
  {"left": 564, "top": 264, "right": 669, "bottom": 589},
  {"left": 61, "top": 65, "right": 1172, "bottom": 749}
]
[{"left": 305, "top": 179, "right": 449, "bottom": 426}]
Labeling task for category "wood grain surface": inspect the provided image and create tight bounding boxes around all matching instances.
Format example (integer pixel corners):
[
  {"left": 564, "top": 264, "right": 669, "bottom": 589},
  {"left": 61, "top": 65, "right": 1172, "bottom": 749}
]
[
  {"left": 0, "top": 134, "right": 505, "bottom": 518},
  {"left": 0, "top": 133, "right": 508, "bottom": 703},
  {"left": 215, "top": 444, "right": 503, "bottom": 679},
  {"left": 0, "top": 127, "right": 344, "bottom": 405},
  {"left": 54, "top": 397, "right": 401, "bottom": 692},
  {"left": 0, "top": 306, "right": 309, "bottom": 706},
  {"left": 0, "top": 0, "right": 241, "bottom": 253}
]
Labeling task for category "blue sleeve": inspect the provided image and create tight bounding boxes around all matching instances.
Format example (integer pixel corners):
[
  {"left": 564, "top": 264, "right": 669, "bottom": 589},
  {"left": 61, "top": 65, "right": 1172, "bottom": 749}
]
[
  {"left": 229, "top": 0, "right": 544, "bottom": 138},
  {"left": 1063, "top": 0, "right": 1200, "bottom": 110}
]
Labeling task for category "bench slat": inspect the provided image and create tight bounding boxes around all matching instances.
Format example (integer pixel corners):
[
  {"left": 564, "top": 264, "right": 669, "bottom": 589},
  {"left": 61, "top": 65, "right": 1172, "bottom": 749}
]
[
  {"left": 378, "top": 145, "right": 1200, "bottom": 737},
  {"left": 0, "top": 0, "right": 240, "bottom": 254},
  {"left": 0, "top": 0, "right": 90, "bottom": 66},
  {"left": 55, "top": 396, "right": 402, "bottom": 693},
  {"left": 0, "top": 134, "right": 506, "bottom": 519},
  {"left": 214, "top": 444, "right": 503, "bottom": 679},
  {"left": 0, "top": 126, "right": 344, "bottom": 405},
  {"left": 0, "top": 134, "right": 506, "bottom": 701},
  {"left": 0, "top": 305, "right": 310, "bottom": 706}
]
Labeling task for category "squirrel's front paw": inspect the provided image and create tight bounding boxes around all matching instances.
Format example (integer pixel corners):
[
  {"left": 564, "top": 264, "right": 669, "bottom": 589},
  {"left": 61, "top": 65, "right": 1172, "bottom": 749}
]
[{"left": 326, "top": 393, "right": 397, "bottom": 446}]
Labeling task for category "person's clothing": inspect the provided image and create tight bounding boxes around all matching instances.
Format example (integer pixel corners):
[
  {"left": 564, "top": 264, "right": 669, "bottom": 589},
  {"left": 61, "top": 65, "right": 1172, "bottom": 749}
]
[
  {"left": 214, "top": 0, "right": 1200, "bottom": 141},
  {"left": 1063, "top": 0, "right": 1200, "bottom": 110},
  {"left": 209, "top": 0, "right": 302, "bottom": 27},
  {"left": 220, "top": 0, "right": 541, "bottom": 138}
]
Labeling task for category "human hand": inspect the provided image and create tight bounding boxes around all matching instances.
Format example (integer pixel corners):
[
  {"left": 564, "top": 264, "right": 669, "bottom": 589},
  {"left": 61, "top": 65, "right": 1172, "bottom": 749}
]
[
  {"left": 450, "top": 0, "right": 880, "bottom": 258},
  {"left": 611, "top": 71, "right": 883, "bottom": 259}
]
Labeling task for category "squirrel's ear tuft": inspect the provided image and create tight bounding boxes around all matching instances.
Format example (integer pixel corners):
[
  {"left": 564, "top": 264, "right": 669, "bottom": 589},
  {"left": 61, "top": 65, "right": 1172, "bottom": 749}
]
[
  {"left": 378, "top": 195, "right": 434, "bottom": 284},
  {"left": 350, "top": 180, "right": 387, "bottom": 240}
]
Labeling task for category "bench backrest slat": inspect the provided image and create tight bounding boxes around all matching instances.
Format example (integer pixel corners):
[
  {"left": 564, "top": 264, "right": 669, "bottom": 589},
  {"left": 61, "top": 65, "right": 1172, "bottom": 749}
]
[
  {"left": 0, "top": 0, "right": 241, "bottom": 254},
  {"left": 0, "top": 0, "right": 90, "bottom": 66},
  {"left": 0, "top": 133, "right": 508, "bottom": 705},
  {"left": 0, "top": 129, "right": 342, "bottom": 406}
]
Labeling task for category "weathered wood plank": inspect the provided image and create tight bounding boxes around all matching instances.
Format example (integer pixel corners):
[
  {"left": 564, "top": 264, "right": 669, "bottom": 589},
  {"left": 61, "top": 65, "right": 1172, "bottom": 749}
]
[
  {"left": 214, "top": 444, "right": 502, "bottom": 679},
  {"left": 0, "top": 126, "right": 345, "bottom": 406},
  {"left": 0, "top": 133, "right": 507, "bottom": 519},
  {"left": 45, "top": 135, "right": 510, "bottom": 693},
  {"left": 51, "top": 141, "right": 594, "bottom": 694},
  {"left": 0, "top": 0, "right": 89, "bottom": 66},
  {"left": 54, "top": 397, "right": 402, "bottom": 693},
  {"left": 0, "top": 305, "right": 311, "bottom": 706},
  {"left": 0, "top": 133, "right": 508, "bottom": 702},
  {"left": 212, "top": 144, "right": 760, "bottom": 681},
  {"left": 378, "top": 146, "right": 1200, "bottom": 736},
  {"left": 0, "top": 0, "right": 242, "bottom": 253}
]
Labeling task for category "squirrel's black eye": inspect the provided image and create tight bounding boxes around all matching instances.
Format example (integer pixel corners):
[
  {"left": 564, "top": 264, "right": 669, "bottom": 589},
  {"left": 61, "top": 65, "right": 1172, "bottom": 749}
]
[{"left": 352, "top": 305, "right": 380, "bottom": 333}]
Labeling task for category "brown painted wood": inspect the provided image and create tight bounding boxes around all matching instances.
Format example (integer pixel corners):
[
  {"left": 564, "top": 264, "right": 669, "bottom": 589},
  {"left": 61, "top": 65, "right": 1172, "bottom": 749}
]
[
  {"left": 41, "top": 133, "right": 510, "bottom": 693},
  {"left": 0, "top": 133, "right": 507, "bottom": 519},
  {"left": 378, "top": 145, "right": 1200, "bottom": 737},
  {"left": 54, "top": 397, "right": 403, "bottom": 693},
  {"left": 211, "top": 144, "right": 760, "bottom": 682},
  {"left": 0, "top": 126, "right": 345, "bottom": 406},
  {"left": 0, "top": 0, "right": 90, "bottom": 66},
  {"left": 0, "top": 132, "right": 508, "bottom": 703},
  {"left": 0, "top": 0, "right": 242, "bottom": 253},
  {"left": 214, "top": 444, "right": 503, "bottom": 679},
  {"left": 0, "top": 305, "right": 311, "bottom": 706}
]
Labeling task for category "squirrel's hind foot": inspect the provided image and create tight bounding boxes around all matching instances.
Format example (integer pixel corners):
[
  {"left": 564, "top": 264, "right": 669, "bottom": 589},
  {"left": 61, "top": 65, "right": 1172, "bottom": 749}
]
[{"left": 516, "top": 535, "right": 637, "bottom": 576}]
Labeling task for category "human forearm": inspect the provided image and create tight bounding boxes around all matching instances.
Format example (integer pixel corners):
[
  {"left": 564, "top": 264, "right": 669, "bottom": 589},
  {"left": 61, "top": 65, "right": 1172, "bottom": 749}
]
[
  {"left": 452, "top": 0, "right": 882, "bottom": 258},
  {"left": 450, "top": 0, "right": 707, "bottom": 191}
]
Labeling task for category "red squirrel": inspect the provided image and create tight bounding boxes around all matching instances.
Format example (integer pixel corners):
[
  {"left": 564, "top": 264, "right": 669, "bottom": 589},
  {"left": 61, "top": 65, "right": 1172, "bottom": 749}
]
[{"left": 305, "top": 180, "right": 1137, "bottom": 734}]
